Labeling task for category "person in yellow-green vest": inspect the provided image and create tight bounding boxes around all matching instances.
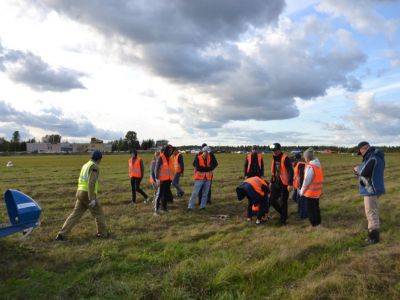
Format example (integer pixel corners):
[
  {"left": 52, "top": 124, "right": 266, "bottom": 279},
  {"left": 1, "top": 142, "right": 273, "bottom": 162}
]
[{"left": 56, "top": 150, "right": 108, "bottom": 240}]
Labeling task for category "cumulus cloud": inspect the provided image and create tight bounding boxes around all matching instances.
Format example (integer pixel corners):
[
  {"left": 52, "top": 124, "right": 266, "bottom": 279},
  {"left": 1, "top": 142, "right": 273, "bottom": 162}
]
[
  {"left": 31, "top": 0, "right": 367, "bottom": 134},
  {"left": 0, "top": 101, "right": 122, "bottom": 140},
  {"left": 322, "top": 123, "right": 349, "bottom": 131},
  {"left": 316, "top": 0, "right": 399, "bottom": 36},
  {"left": 0, "top": 42, "right": 86, "bottom": 91},
  {"left": 348, "top": 92, "right": 400, "bottom": 138}
]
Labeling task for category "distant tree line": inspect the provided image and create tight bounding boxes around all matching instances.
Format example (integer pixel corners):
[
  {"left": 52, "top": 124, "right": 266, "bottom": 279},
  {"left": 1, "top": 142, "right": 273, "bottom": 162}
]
[{"left": 2, "top": 130, "right": 400, "bottom": 153}]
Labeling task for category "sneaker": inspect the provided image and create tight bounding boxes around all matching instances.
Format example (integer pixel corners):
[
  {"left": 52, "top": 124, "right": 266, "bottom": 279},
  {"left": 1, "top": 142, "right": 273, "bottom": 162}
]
[
  {"left": 160, "top": 209, "right": 169, "bottom": 214},
  {"left": 144, "top": 198, "right": 150, "bottom": 204},
  {"left": 55, "top": 233, "right": 64, "bottom": 241},
  {"left": 255, "top": 219, "right": 261, "bottom": 225}
]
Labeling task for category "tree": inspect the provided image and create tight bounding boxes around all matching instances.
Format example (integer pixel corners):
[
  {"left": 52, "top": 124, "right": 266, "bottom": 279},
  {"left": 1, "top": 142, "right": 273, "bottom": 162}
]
[
  {"left": 42, "top": 134, "right": 61, "bottom": 144},
  {"left": 91, "top": 137, "right": 103, "bottom": 144},
  {"left": 141, "top": 139, "right": 155, "bottom": 150},
  {"left": 11, "top": 131, "right": 20, "bottom": 143},
  {"left": 125, "top": 131, "right": 140, "bottom": 150}
]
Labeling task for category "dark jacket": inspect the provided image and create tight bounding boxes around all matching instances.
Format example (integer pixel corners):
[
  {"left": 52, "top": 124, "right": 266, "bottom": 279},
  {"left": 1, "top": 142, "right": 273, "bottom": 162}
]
[
  {"left": 176, "top": 153, "right": 184, "bottom": 173},
  {"left": 244, "top": 153, "right": 264, "bottom": 178},
  {"left": 193, "top": 152, "right": 218, "bottom": 172},
  {"left": 357, "top": 147, "right": 385, "bottom": 196},
  {"left": 193, "top": 152, "right": 218, "bottom": 173},
  {"left": 271, "top": 153, "right": 294, "bottom": 186},
  {"left": 236, "top": 181, "right": 269, "bottom": 205}
]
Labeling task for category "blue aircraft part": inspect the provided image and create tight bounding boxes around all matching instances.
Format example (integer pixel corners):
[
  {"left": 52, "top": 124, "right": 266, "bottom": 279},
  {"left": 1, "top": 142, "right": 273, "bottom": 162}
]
[{"left": 0, "top": 189, "right": 42, "bottom": 238}]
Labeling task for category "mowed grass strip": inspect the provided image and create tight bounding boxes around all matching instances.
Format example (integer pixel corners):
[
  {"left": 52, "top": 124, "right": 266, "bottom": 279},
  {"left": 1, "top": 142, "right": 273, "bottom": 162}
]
[{"left": 0, "top": 153, "right": 399, "bottom": 299}]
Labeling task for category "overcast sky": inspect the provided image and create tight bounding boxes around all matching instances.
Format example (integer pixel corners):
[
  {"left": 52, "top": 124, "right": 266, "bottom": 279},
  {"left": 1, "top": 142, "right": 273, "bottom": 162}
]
[{"left": 0, "top": 0, "right": 399, "bottom": 146}]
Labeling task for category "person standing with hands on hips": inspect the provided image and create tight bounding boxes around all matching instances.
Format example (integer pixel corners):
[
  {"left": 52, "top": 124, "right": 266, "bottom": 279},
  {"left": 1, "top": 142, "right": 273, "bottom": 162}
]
[
  {"left": 354, "top": 141, "right": 385, "bottom": 245},
  {"left": 56, "top": 150, "right": 108, "bottom": 240}
]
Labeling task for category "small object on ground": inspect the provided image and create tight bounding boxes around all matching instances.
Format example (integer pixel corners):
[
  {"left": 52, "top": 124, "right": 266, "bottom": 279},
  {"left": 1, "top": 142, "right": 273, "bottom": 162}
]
[
  {"left": 210, "top": 214, "right": 229, "bottom": 221},
  {"left": 6, "top": 161, "right": 14, "bottom": 167}
]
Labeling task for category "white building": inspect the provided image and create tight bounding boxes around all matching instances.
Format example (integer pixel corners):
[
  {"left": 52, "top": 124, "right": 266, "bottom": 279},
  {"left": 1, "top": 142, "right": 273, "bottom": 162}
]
[{"left": 27, "top": 142, "right": 113, "bottom": 153}]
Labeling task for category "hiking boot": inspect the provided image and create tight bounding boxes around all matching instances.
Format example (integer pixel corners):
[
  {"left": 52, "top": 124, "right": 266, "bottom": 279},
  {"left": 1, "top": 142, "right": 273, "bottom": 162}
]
[
  {"left": 55, "top": 233, "right": 65, "bottom": 241},
  {"left": 366, "top": 229, "right": 380, "bottom": 245},
  {"left": 97, "top": 233, "right": 109, "bottom": 239}
]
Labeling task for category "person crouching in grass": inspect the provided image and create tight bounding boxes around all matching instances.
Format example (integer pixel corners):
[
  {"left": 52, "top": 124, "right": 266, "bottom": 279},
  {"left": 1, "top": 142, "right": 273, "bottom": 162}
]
[{"left": 236, "top": 176, "right": 270, "bottom": 225}]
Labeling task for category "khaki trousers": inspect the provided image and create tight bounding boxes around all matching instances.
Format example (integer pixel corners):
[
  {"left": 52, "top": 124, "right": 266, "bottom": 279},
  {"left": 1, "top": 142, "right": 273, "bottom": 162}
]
[
  {"left": 59, "top": 190, "right": 108, "bottom": 237},
  {"left": 364, "top": 195, "right": 380, "bottom": 231}
]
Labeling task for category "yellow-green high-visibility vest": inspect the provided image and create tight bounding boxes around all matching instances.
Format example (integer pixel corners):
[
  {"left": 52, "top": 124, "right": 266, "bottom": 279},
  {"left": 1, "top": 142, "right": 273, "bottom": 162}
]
[{"left": 78, "top": 160, "right": 99, "bottom": 193}]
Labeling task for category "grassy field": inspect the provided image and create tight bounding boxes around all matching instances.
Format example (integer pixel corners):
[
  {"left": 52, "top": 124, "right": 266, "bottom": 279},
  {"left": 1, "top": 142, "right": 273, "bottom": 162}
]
[{"left": 0, "top": 152, "right": 399, "bottom": 299}]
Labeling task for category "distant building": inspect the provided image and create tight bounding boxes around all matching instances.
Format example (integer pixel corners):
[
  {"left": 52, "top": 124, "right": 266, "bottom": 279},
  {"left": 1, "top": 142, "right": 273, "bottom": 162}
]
[{"left": 27, "top": 141, "right": 113, "bottom": 153}]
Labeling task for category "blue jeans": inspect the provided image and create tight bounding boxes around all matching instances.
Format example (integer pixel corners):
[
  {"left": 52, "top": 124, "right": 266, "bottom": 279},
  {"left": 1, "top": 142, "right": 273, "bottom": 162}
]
[
  {"left": 172, "top": 173, "right": 184, "bottom": 196},
  {"left": 188, "top": 180, "right": 211, "bottom": 209}
]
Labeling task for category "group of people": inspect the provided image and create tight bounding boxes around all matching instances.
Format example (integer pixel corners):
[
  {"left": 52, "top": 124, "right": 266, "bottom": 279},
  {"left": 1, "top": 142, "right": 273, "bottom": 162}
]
[
  {"left": 55, "top": 141, "right": 385, "bottom": 246},
  {"left": 236, "top": 143, "right": 323, "bottom": 229}
]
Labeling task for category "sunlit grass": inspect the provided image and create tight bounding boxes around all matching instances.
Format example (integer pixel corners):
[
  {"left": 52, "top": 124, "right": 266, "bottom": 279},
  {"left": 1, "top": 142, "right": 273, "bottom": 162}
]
[{"left": 0, "top": 153, "right": 399, "bottom": 299}]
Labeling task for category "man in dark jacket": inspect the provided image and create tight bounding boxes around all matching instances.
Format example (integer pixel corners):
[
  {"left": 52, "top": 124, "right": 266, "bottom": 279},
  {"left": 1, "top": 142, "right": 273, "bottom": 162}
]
[
  {"left": 354, "top": 141, "right": 385, "bottom": 245},
  {"left": 269, "top": 143, "right": 294, "bottom": 226},
  {"left": 244, "top": 145, "right": 264, "bottom": 178}
]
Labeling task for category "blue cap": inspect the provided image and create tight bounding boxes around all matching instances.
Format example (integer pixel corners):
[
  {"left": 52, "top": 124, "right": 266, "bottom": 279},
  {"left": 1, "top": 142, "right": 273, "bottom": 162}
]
[{"left": 91, "top": 150, "right": 103, "bottom": 161}]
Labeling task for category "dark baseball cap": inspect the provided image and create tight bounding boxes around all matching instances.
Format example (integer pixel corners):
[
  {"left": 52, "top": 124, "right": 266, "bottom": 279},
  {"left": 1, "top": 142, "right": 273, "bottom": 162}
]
[
  {"left": 270, "top": 143, "right": 281, "bottom": 151},
  {"left": 357, "top": 141, "right": 369, "bottom": 155}
]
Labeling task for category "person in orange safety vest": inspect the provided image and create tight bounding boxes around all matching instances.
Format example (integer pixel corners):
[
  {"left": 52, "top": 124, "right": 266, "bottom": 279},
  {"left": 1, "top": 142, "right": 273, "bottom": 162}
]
[
  {"left": 172, "top": 148, "right": 185, "bottom": 197},
  {"left": 128, "top": 149, "right": 149, "bottom": 204},
  {"left": 244, "top": 145, "right": 264, "bottom": 178},
  {"left": 269, "top": 143, "right": 294, "bottom": 226},
  {"left": 236, "top": 176, "right": 270, "bottom": 225},
  {"left": 299, "top": 147, "right": 324, "bottom": 227},
  {"left": 188, "top": 146, "right": 216, "bottom": 210},
  {"left": 154, "top": 145, "right": 174, "bottom": 216}
]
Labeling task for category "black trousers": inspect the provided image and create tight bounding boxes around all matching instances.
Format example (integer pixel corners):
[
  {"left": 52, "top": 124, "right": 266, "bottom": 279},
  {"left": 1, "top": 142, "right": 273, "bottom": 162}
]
[
  {"left": 130, "top": 177, "right": 148, "bottom": 203},
  {"left": 269, "top": 182, "right": 289, "bottom": 224},
  {"left": 305, "top": 197, "right": 321, "bottom": 226},
  {"left": 155, "top": 180, "right": 173, "bottom": 211}
]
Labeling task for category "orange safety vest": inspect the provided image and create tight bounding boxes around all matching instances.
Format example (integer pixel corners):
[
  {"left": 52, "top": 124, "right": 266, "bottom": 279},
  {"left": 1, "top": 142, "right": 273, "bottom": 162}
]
[
  {"left": 293, "top": 161, "right": 306, "bottom": 189},
  {"left": 128, "top": 157, "right": 142, "bottom": 178},
  {"left": 245, "top": 176, "right": 268, "bottom": 196},
  {"left": 174, "top": 153, "right": 183, "bottom": 173},
  {"left": 304, "top": 164, "right": 324, "bottom": 198},
  {"left": 271, "top": 153, "right": 290, "bottom": 185},
  {"left": 246, "top": 153, "right": 262, "bottom": 173},
  {"left": 159, "top": 153, "right": 174, "bottom": 181},
  {"left": 193, "top": 153, "right": 213, "bottom": 180}
]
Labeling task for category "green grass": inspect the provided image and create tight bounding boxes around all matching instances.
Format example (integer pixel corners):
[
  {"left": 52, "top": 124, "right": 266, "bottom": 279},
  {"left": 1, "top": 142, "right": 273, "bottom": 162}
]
[{"left": 0, "top": 153, "right": 399, "bottom": 299}]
